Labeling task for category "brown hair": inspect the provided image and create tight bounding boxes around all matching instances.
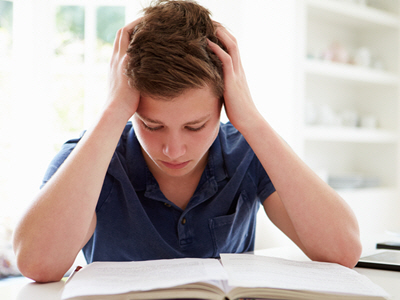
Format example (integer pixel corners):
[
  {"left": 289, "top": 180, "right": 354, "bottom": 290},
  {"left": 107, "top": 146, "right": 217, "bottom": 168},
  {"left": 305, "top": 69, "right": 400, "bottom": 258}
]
[{"left": 125, "top": 0, "right": 225, "bottom": 100}]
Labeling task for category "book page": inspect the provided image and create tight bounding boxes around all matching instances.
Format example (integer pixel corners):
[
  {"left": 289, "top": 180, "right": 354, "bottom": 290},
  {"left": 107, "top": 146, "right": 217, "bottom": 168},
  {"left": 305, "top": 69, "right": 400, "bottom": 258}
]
[
  {"left": 220, "top": 253, "right": 389, "bottom": 298},
  {"left": 62, "top": 258, "right": 228, "bottom": 300}
]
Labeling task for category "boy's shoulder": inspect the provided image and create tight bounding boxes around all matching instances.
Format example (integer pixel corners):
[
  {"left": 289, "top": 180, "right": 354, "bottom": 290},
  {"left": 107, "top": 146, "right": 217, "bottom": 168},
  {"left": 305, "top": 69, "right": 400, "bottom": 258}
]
[
  {"left": 217, "top": 122, "right": 255, "bottom": 174},
  {"left": 218, "top": 122, "right": 251, "bottom": 152}
]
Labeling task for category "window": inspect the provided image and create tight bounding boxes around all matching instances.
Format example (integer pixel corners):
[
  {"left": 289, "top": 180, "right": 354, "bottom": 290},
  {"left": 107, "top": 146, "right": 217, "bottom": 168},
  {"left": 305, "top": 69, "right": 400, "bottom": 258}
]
[
  {"left": 0, "top": 0, "right": 140, "bottom": 226},
  {"left": 0, "top": 0, "right": 231, "bottom": 229},
  {"left": 0, "top": 0, "right": 15, "bottom": 222}
]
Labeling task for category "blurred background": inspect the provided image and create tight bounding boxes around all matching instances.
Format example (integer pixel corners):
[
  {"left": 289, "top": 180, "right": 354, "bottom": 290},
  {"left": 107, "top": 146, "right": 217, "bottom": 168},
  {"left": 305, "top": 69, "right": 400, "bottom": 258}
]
[{"left": 1, "top": 0, "right": 400, "bottom": 275}]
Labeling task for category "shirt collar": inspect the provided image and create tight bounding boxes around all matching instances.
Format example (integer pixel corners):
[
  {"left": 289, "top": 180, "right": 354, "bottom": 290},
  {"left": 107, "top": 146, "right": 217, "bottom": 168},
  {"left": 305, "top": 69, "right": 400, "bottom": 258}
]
[
  {"left": 125, "top": 125, "right": 148, "bottom": 191},
  {"left": 207, "top": 126, "right": 228, "bottom": 183}
]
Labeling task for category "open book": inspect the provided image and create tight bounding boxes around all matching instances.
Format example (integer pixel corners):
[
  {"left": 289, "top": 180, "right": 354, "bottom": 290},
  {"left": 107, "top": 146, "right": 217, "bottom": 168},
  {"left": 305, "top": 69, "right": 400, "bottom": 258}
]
[{"left": 62, "top": 253, "right": 390, "bottom": 300}]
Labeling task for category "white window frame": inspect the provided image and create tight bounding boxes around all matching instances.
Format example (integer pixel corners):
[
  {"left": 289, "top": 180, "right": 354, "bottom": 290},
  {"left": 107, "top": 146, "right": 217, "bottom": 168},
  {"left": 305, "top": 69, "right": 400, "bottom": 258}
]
[{"left": 0, "top": 0, "right": 143, "bottom": 219}]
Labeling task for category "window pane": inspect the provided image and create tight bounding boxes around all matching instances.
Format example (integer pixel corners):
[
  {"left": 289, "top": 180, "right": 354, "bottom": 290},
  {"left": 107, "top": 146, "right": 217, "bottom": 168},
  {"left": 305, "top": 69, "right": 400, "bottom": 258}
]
[
  {"left": 88, "top": 71, "right": 109, "bottom": 119},
  {"left": 0, "top": 1, "right": 13, "bottom": 220},
  {"left": 55, "top": 6, "right": 85, "bottom": 65},
  {"left": 0, "top": 72, "right": 13, "bottom": 219},
  {"left": 52, "top": 73, "right": 85, "bottom": 150},
  {"left": 96, "top": 6, "right": 125, "bottom": 63},
  {"left": 0, "top": 0, "right": 13, "bottom": 59},
  {"left": 53, "top": 6, "right": 86, "bottom": 150}
]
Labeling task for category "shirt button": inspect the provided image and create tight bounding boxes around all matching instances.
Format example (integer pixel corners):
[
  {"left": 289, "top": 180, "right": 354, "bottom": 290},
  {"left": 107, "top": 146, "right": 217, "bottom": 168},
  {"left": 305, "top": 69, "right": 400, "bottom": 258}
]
[{"left": 181, "top": 218, "right": 187, "bottom": 225}]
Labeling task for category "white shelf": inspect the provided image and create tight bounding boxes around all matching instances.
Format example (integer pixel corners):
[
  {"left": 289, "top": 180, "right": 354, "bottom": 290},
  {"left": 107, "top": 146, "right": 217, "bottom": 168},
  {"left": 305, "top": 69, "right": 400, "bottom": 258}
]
[
  {"left": 307, "top": 0, "right": 400, "bottom": 29},
  {"left": 298, "top": 0, "right": 400, "bottom": 197},
  {"left": 304, "top": 126, "right": 398, "bottom": 143},
  {"left": 297, "top": 0, "right": 400, "bottom": 242},
  {"left": 337, "top": 186, "right": 398, "bottom": 198},
  {"left": 305, "top": 60, "right": 399, "bottom": 86}
]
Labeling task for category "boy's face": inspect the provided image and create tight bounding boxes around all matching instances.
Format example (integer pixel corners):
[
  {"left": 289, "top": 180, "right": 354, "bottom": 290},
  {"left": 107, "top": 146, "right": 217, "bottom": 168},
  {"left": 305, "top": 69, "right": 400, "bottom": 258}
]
[{"left": 133, "top": 86, "right": 222, "bottom": 179}]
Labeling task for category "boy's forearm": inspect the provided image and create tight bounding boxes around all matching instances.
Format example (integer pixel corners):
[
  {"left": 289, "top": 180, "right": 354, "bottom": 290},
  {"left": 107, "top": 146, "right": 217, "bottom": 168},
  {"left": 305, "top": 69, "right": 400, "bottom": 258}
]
[
  {"left": 240, "top": 115, "right": 361, "bottom": 267},
  {"left": 14, "top": 16, "right": 141, "bottom": 281},
  {"left": 13, "top": 107, "right": 129, "bottom": 282}
]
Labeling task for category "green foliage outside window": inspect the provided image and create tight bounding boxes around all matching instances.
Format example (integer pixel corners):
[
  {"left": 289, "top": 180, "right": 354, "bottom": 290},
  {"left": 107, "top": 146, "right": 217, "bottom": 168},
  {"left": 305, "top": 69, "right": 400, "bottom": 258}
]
[
  {"left": 0, "top": 1, "right": 13, "bottom": 57},
  {"left": 97, "top": 6, "right": 125, "bottom": 45},
  {"left": 52, "top": 5, "right": 126, "bottom": 144}
]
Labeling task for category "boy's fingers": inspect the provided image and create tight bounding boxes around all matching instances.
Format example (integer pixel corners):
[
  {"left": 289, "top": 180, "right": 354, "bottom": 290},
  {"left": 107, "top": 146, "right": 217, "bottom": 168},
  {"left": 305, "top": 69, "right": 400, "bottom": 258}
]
[
  {"left": 214, "top": 28, "right": 240, "bottom": 72},
  {"left": 113, "top": 28, "right": 122, "bottom": 54},
  {"left": 208, "top": 39, "right": 234, "bottom": 76},
  {"left": 120, "top": 17, "right": 143, "bottom": 52},
  {"left": 114, "top": 17, "right": 143, "bottom": 55}
]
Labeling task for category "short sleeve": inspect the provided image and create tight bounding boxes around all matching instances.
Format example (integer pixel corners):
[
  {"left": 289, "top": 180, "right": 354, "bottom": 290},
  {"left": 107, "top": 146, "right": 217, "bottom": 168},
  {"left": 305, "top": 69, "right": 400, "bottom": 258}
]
[
  {"left": 256, "top": 159, "right": 276, "bottom": 204},
  {"left": 40, "top": 138, "right": 80, "bottom": 189}
]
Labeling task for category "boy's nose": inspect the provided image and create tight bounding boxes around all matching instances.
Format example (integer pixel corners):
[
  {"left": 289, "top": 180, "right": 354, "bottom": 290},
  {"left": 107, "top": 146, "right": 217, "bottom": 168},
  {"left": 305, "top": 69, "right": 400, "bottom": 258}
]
[{"left": 162, "top": 136, "right": 186, "bottom": 160}]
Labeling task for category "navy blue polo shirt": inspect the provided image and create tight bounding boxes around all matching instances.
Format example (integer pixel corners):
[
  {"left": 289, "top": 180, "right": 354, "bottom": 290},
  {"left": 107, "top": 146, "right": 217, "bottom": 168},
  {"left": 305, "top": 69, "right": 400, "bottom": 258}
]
[{"left": 42, "top": 122, "right": 275, "bottom": 263}]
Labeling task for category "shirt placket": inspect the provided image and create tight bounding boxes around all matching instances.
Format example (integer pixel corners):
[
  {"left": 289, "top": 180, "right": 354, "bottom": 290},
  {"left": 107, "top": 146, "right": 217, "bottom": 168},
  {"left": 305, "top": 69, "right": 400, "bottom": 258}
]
[{"left": 177, "top": 210, "right": 193, "bottom": 248}]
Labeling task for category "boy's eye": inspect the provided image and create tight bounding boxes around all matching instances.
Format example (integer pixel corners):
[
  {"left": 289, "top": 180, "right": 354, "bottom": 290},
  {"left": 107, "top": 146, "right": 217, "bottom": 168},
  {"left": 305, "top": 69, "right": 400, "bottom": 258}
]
[
  {"left": 142, "top": 122, "right": 162, "bottom": 131},
  {"left": 186, "top": 123, "right": 206, "bottom": 132},
  {"left": 141, "top": 121, "right": 207, "bottom": 132}
]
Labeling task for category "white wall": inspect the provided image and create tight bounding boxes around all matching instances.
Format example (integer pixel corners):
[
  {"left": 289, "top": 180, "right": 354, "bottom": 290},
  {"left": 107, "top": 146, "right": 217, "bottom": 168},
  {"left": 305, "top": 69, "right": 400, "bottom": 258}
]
[
  {"left": 199, "top": 0, "right": 298, "bottom": 143},
  {"left": 238, "top": 0, "right": 299, "bottom": 249},
  {"left": 199, "top": 0, "right": 301, "bottom": 249},
  {"left": 7, "top": 0, "right": 56, "bottom": 218},
  {"left": 198, "top": 0, "right": 400, "bottom": 250}
]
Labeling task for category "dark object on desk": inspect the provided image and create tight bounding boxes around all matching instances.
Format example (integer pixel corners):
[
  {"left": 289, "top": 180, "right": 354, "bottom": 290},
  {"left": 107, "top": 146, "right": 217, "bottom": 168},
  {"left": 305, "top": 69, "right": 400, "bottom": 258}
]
[
  {"left": 356, "top": 250, "right": 400, "bottom": 272},
  {"left": 377, "top": 241, "right": 400, "bottom": 251}
]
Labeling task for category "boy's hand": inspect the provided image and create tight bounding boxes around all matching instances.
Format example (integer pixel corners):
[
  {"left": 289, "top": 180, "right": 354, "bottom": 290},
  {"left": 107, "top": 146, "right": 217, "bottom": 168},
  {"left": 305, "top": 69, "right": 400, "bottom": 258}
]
[
  {"left": 208, "top": 25, "right": 261, "bottom": 132},
  {"left": 106, "top": 18, "right": 142, "bottom": 121}
]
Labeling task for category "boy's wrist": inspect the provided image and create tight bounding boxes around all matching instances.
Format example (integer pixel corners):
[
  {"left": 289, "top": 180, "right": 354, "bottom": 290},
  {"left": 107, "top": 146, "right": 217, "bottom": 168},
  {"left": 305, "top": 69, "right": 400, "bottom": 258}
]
[
  {"left": 103, "top": 100, "right": 136, "bottom": 125},
  {"left": 232, "top": 110, "right": 266, "bottom": 137}
]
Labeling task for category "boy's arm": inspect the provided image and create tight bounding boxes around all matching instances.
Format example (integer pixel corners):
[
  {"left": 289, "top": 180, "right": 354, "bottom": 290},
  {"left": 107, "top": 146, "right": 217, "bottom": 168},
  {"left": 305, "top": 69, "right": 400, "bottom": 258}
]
[
  {"left": 12, "top": 19, "right": 141, "bottom": 283},
  {"left": 208, "top": 27, "right": 362, "bottom": 268}
]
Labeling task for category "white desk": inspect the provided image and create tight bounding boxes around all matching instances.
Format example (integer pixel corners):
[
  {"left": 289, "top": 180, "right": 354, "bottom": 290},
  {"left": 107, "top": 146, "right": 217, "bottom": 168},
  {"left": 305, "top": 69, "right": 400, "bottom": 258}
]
[
  {"left": 255, "top": 247, "right": 400, "bottom": 300},
  {"left": 0, "top": 276, "right": 64, "bottom": 300},
  {"left": 1, "top": 247, "right": 400, "bottom": 300}
]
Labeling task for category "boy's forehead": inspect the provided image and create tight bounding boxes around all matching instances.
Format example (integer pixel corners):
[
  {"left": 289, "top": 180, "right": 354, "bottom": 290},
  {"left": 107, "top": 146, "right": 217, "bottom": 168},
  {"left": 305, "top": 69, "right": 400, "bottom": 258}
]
[
  {"left": 136, "top": 111, "right": 211, "bottom": 125},
  {"left": 140, "top": 86, "right": 217, "bottom": 105},
  {"left": 136, "top": 87, "right": 220, "bottom": 122},
  {"left": 142, "top": 85, "right": 216, "bottom": 101}
]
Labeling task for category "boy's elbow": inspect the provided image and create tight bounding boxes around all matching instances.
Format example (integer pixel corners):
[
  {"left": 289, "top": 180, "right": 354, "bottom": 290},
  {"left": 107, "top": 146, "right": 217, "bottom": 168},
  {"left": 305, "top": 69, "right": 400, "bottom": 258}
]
[
  {"left": 13, "top": 231, "right": 74, "bottom": 282},
  {"left": 310, "top": 234, "right": 362, "bottom": 269},
  {"left": 17, "top": 260, "right": 65, "bottom": 283},
  {"left": 341, "top": 239, "right": 363, "bottom": 269},
  {"left": 330, "top": 236, "right": 363, "bottom": 269},
  {"left": 15, "top": 250, "right": 65, "bottom": 283}
]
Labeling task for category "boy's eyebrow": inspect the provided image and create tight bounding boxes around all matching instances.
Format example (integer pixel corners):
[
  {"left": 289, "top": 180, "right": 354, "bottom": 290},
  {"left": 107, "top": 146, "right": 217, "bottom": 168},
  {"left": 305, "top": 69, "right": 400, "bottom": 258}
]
[
  {"left": 137, "top": 114, "right": 163, "bottom": 124},
  {"left": 184, "top": 114, "right": 211, "bottom": 125},
  {"left": 137, "top": 113, "right": 211, "bottom": 125}
]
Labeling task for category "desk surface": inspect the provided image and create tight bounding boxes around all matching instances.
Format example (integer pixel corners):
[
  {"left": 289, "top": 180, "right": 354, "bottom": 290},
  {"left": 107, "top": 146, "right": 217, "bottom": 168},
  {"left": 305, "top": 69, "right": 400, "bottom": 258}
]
[{"left": 1, "top": 247, "right": 400, "bottom": 300}]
